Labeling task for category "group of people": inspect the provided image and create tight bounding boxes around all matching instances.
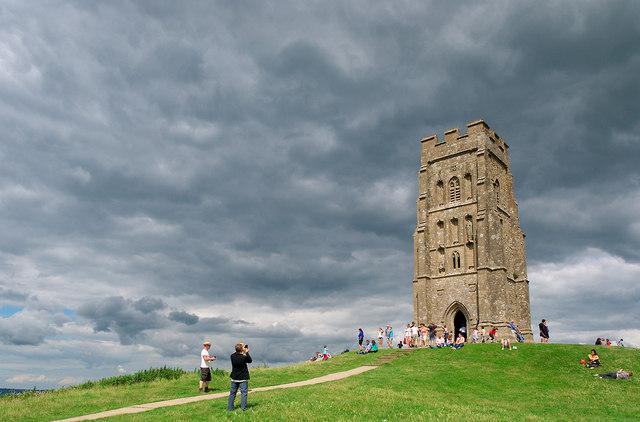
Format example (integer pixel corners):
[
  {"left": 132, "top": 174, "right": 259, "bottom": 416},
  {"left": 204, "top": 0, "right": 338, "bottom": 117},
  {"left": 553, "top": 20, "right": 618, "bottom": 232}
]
[
  {"left": 199, "top": 340, "right": 252, "bottom": 412},
  {"left": 583, "top": 349, "right": 633, "bottom": 380},
  {"left": 595, "top": 338, "right": 625, "bottom": 347},
  {"left": 358, "top": 326, "right": 395, "bottom": 352},
  {"left": 357, "top": 317, "right": 554, "bottom": 350},
  {"left": 392, "top": 320, "right": 529, "bottom": 349},
  {"left": 398, "top": 322, "right": 451, "bottom": 348},
  {"left": 357, "top": 338, "right": 379, "bottom": 354},
  {"left": 585, "top": 346, "right": 633, "bottom": 380},
  {"left": 310, "top": 346, "right": 332, "bottom": 361}
]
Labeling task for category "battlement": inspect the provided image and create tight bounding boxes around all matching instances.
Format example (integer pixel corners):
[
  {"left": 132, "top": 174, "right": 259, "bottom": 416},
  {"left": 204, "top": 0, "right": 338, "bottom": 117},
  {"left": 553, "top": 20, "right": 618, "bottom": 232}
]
[
  {"left": 420, "top": 119, "right": 510, "bottom": 166},
  {"left": 420, "top": 119, "right": 508, "bottom": 150}
]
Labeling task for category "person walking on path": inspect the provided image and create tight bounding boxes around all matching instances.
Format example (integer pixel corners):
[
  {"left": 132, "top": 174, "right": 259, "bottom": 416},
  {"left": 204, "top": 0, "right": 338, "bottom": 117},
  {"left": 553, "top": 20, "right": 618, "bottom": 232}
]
[
  {"left": 199, "top": 341, "right": 217, "bottom": 393},
  {"left": 539, "top": 319, "right": 549, "bottom": 343},
  {"left": 228, "top": 343, "right": 252, "bottom": 411}
]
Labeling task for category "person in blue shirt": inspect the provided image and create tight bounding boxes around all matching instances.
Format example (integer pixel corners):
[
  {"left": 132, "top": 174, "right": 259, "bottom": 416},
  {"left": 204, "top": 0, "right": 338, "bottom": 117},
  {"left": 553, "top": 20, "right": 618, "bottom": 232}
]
[
  {"left": 357, "top": 340, "right": 372, "bottom": 354},
  {"left": 509, "top": 320, "right": 525, "bottom": 343},
  {"left": 322, "top": 345, "right": 330, "bottom": 360},
  {"left": 358, "top": 328, "right": 364, "bottom": 350}
]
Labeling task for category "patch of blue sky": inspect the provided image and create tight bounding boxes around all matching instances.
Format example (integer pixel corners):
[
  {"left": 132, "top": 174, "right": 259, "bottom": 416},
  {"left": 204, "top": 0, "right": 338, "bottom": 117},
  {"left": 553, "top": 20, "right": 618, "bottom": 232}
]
[
  {"left": 62, "top": 308, "right": 76, "bottom": 322},
  {"left": 0, "top": 305, "right": 24, "bottom": 318}
]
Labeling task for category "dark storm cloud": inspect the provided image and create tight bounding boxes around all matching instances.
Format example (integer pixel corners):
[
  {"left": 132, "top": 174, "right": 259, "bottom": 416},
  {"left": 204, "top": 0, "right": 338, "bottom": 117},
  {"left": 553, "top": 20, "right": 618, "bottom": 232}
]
[
  {"left": 1, "top": 0, "right": 637, "bottom": 307},
  {"left": 0, "top": 287, "right": 29, "bottom": 302},
  {"left": 77, "top": 296, "right": 167, "bottom": 344},
  {"left": 168, "top": 310, "right": 199, "bottom": 325},
  {"left": 133, "top": 297, "right": 167, "bottom": 314}
]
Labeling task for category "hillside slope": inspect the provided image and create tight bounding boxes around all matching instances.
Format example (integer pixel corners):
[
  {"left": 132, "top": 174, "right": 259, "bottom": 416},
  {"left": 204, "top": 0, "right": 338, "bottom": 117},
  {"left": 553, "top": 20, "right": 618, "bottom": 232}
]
[{"left": 2, "top": 344, "right": 638, "bottom": 421}]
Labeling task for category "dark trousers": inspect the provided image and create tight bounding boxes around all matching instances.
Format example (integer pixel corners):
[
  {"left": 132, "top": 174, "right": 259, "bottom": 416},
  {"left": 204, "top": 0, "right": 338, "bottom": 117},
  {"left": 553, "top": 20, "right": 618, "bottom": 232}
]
[
  {"left": 228, "top": 380, "right": 248, "bottom": 411},
  {"left": 598, "top": 373, "right": 617, "bottom": 379}
]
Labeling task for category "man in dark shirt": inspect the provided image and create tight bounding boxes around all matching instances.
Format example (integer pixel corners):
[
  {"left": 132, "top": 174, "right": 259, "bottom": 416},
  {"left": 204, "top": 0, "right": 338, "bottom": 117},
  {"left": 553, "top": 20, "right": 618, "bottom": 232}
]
[{"left": 227, "top": 343, "right": 252, "bottom": 411}]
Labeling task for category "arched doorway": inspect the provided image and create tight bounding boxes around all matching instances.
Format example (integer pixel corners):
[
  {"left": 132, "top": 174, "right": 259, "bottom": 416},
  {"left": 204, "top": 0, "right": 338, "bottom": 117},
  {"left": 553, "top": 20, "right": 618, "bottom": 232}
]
[{"left": 454, "top": 310, "right": 467, "bottom": 340}]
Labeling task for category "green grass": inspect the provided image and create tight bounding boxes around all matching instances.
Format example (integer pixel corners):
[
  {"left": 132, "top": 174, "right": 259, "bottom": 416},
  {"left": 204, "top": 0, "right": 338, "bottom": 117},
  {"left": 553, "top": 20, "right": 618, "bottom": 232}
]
[{"left": 2, "top": 344, "right": 638, "bottom": 421}]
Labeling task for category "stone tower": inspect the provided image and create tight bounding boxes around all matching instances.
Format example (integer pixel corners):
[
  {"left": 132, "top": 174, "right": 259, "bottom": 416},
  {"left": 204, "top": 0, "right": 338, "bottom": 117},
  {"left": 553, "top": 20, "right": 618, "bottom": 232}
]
[{"left": 413, "top": 119, "right": 532, "bottom": 342}]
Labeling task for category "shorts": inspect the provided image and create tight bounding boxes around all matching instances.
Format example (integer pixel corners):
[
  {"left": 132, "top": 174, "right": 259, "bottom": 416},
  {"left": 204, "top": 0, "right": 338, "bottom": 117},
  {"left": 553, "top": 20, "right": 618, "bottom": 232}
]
[
  {"left": 200, "top": 367, "right": 211, "bottom": 382},
  {"left": 359, "top": 338, "right": 363, "bottom": 345},
  {"left": 412, "top": 334, "right": 419, "bottom": 340},
  {"left": 429, "top": 333, "right": 435, "bottom": 341}
]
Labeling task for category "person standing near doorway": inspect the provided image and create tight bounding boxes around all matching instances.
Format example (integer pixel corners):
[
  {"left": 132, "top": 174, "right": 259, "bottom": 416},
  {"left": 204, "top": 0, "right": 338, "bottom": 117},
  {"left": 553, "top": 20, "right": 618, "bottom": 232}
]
[
  {"left": 539, "top": 319, "right": 549, "bottom": 343},
  {"left": 199, "top": 341, "right": 217, "bottom": 393}
]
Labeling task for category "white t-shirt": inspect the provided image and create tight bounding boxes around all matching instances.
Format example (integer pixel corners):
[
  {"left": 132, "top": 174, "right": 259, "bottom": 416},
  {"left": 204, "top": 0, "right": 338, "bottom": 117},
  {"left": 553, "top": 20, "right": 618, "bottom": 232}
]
[
  {"left": 411, "top": 326, "right": 419, "bottom": 336},
  {"left": 201, "top": 348, "right": 211, "bottom": 368}
]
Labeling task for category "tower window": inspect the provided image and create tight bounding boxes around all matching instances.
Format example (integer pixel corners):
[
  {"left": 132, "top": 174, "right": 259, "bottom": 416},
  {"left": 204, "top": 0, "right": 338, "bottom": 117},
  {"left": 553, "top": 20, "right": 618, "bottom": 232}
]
[
  {"left": 452, "top": 251, "right": 461, "bottom": 269},
  {"left": 449, "top": 177, "right": 461, "bottom": 202},
  {"left": 494, "top": 179, "right": 500, "bottom": 205}
]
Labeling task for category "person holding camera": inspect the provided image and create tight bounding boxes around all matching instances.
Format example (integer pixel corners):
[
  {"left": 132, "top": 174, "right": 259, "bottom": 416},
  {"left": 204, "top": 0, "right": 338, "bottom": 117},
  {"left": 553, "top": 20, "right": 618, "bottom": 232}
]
[{"left": 227, "top": 343, "right": 252, "bottom": 411}]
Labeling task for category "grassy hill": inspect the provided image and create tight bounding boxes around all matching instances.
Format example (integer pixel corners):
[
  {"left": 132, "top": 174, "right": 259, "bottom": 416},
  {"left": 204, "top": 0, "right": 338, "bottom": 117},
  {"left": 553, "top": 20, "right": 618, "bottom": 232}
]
[{"left": 2, "top": 343, "right": 638, "bottom": 421}]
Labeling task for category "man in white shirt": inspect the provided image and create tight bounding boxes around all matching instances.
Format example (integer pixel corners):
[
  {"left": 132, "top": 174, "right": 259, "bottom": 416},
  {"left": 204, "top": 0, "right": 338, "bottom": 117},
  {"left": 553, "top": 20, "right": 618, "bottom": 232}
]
[
  {"left": 410, "top": 323, "right": 419, "bottom": 348},
  {"left": 199, "top": 341, "right": 217, "bottom": 393}
]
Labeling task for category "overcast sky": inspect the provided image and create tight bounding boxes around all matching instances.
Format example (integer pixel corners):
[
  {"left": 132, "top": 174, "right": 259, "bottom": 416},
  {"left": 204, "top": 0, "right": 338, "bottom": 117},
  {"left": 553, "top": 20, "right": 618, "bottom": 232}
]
[{"left": 1, "top": 1, "right": 639, "bottom": 389}]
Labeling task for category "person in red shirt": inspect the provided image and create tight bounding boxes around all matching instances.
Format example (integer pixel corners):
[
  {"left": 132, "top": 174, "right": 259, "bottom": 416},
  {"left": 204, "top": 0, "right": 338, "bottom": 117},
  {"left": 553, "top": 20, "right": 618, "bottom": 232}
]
[{"left": 489, "top": 327, "right": 496, "bottom": 343}]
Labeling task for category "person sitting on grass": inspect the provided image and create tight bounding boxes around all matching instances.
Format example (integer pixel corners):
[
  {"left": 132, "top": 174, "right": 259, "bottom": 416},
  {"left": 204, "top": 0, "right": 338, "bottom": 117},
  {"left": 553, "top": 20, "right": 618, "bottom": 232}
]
[
  {"left": 358, "top": 340, "right": 372, "bottom": 354},
  {"left": 435, "top": 334, "right": 445, "bottom": 348},
  {"left": 370, "top": 340, "right": 379, "bottom": 353},
  {"left": 586, "top": 349, "right": 600, "bottom": 368},
  {"left": 593, "top": 369, "right": 633, "bottom": 380},
  {"left": 501, "top": 338, "right": 512, "bottom": 350},
  {"left": 445, "top": 334, "right": 454, "bottom": 347},
  {"left": 453, "top": 333, "right": 465, "bottom": 350},
  {"left": 515, "top": 324, "right": 525, "bottom": 343}
]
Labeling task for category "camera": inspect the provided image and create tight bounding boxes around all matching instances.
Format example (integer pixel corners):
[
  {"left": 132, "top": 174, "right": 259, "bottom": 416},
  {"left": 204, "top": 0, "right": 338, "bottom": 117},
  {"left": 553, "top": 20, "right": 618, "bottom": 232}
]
[{"left": 244, "top": 344, "right": 249, "bottom": 349}]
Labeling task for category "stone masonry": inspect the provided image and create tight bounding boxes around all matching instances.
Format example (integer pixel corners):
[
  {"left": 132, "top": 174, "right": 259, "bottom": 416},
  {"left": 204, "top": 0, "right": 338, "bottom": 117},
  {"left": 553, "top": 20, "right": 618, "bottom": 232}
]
[{"left": 412, "top": 119, "right": 533, "bottom": 342}]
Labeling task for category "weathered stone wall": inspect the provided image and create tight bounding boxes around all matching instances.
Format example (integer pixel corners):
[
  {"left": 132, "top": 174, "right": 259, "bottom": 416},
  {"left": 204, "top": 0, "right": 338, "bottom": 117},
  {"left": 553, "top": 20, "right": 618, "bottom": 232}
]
[{"left": 413, "top": 120, "right": 532, "bottom": 341}]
